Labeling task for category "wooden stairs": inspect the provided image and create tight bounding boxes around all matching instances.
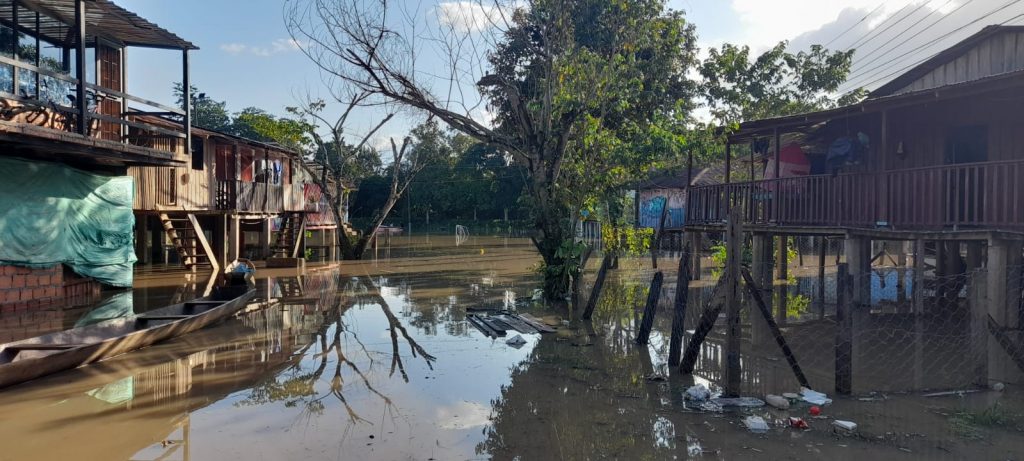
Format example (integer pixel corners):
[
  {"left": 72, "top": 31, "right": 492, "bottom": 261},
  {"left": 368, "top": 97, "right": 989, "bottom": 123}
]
[
  {"left": 159, "top": 213, "right": 220, "bottom": 273},
  {"left": 273, "top": 212, "right": 306, "bottom": 258},
  {"left": 341, "top": 222, "right": 358, "bottom": 239}
]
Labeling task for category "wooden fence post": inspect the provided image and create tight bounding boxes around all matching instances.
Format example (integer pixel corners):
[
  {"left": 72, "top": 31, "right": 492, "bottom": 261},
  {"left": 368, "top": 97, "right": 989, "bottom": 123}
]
[
  {"left": 668, "top": 244, "right": 691, "bottom": 366},
  {"left": 652, "top": 200, "right": 670, "bottom": 269},
  {"left": 679, "top": 275, "right": 727, "bottom": 373},
  {"left": 582, "top": 254, "right": 612, "bottom": 320},
  {"left": 635, "top": 271, "right": 664, "bottom": 345}
]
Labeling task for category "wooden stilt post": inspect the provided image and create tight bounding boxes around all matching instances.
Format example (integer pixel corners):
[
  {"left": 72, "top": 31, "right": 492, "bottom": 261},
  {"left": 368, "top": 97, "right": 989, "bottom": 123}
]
[
  {"left": 912, "top": 239, "right": 926, "bottom": 388},
  {"left": 750, "top": 234, "right": 773, "bottom": 346},
  {"left": 966, "top": 242, "right": 986, "bottom": 385},
  {"left": 741, "top": 267, "right": 810, "bottom": 388},
  {"left": 668, "top": 244, "right": 692, "bottom": 366},
  {"left": 913, "top": 239, "right": 925, "bottom": 315},
  {"left": 652, "top": 200, "right": 670, "bottom": 269},
  {"left": 818, "top": 236, "right": 827, "bottom": 319},
  {"left": 724, "top": 207, "right": 742, "bottom": 396},
  {"left": 777, "top": 234, "right": 789, "bottom": 324},
  {"left": 689, "top": 231, "right": 702, "bottom": 281},
  {"left": 582, "top": 254, "right": 612, "bottom": 320},
  {"left": 635, "top": 271, "right": 664, "bottom": 345},
  {"left": 835, "top": 262, "right": 853, "bottom": 394}
]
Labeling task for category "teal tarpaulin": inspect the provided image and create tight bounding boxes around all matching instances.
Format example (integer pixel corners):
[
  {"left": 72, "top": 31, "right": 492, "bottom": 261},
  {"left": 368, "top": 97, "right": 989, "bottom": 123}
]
[{"left": 0, "top": 157, "right": 136, "bottom": 287}]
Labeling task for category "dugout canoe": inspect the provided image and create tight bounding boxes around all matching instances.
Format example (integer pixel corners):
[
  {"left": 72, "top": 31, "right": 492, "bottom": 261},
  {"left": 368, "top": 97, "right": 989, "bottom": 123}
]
[{"left": 0, "top": 283, "right": 256, "bottom": 389}]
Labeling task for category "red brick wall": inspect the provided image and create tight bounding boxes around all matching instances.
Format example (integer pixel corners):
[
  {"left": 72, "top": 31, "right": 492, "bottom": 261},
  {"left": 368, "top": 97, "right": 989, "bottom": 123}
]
[
  {"left": 0, "top": 265, "right": 63, "bottom": 307},
  {"left": 0, "top": 265, "right": 103, "bottom": 308}
]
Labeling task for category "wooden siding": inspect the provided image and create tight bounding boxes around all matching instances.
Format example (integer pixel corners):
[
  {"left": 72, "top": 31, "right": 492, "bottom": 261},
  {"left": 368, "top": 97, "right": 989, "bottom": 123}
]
[
  {"left": 128, "top": 137, "right": 214, "bottom": 211},
  {"left": 893, "top": 32, "right": 1024, "bottom": 95}
]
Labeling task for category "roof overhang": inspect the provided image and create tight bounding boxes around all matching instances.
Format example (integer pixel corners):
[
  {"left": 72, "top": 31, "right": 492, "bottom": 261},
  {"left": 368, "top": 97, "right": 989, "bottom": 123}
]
[
  {"left": 0, "top": 0, "right": 197, "bottom": 50},
  {"left": 726, "top": 68, "right": 1024, "bottom": 142}
]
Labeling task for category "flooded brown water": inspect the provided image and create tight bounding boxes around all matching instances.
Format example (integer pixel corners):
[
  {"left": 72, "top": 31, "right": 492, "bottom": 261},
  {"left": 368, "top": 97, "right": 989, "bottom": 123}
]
[{"left": 0, "top": 236, "right": 1022, "bottom": 460}]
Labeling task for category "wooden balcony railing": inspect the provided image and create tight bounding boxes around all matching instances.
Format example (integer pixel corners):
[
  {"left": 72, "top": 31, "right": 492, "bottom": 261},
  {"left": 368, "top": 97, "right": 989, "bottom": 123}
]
[
  {"left": 216, "top": 180, "right": 307, "bottom": 213},
  {"left": 0, "top": 55, "right": 186, "bottom": 153},
  {"left": 686, "top": 160, "right": 1024, "bottom": 230}
]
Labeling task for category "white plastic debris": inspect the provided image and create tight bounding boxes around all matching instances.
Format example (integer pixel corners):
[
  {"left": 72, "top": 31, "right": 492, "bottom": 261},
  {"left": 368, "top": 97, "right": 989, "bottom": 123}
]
[
  {"left": 744, "top": 416, "right": 769, "bottom": 433},
  {"left": 832, "top": 420, "right": 857, "bottom": 432},
  {"left": 766, "top": 394, "right": 790, "bottom": 410},
  {"left": 505, "top": 334, "right": 527, "bottom": 348},
  {"left": 684, "top": 384, "right": 711, "bottom": 402},
  {"left": 800, "top": 387, "right": 832, "bottom": 406}
]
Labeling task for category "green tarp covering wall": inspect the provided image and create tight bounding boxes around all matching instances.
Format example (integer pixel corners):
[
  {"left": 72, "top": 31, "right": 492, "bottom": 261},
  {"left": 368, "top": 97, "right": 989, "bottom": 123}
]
[{"left": 0, "top": 157, "right": 136, "bottom": 287}]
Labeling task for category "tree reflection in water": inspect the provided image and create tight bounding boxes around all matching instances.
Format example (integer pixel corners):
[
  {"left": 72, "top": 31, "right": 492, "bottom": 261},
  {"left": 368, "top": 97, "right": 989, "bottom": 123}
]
[{"left": 237, "top": 275, "right": 436, "bottom": 426}]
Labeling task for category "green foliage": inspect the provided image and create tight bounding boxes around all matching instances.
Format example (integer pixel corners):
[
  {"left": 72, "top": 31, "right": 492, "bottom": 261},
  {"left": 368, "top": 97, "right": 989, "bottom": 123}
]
[
  {"left": 174, "top": 83, "right": 232, "bottom": 132},
  {"left": 949, "top": 403, "right": 1020, "bottom": 439},
  {"left": 537, "top": 239, "right": 589, "bottom": 299},
  {"left": 699, "top": 42, "right": 858, "bottom": 125},
  {"left": 602, "top": 224, "right": 652, "bottom": 257}
]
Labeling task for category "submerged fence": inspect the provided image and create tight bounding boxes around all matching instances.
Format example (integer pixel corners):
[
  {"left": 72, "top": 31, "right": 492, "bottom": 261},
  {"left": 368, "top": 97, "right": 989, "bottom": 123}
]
[{"left": 586, "top": 235, "right": 1023, "bottom": 395}]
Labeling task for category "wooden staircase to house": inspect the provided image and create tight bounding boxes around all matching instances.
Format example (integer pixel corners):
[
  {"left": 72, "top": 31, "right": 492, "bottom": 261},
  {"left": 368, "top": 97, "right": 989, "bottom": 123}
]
[
  {"left": 341, "top": 222, "right": 358, "bottom": 239},
  {"left": 273, "top": 212, "right": 306, "bottom": 258},
  {"left": 276, "top": 276, "right": 305, "bottom": 299},
  {"left": 158, "top": 213, "right": 220, "bottom": 273}
]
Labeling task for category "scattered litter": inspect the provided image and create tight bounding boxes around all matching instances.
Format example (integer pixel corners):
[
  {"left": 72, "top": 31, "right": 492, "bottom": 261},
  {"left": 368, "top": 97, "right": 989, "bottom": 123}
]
[
  {"left": 684, "top": 384, "right": 711, "bottom": 402},
  {"left": 800, "top": 387, "right": 832, "bottom": 406},
  {"left": 531, "top": 289, "right": 543, "bottom": 301},
  {"left": 993, "top": 382, "right": 1006, "bottom": 391},
  {"left": 699, "top": 401, "right": 724, "bottom": 412},
  {"left": 505, "top": 334, "right": 527, "bottom": 348},
  {"left": 646, "top": 373, "right": 667, "bottom": 382},
  {"left": 766, "top": 394, "right": 790, "bottom": 410},
  {"left": 703, "top": 421, "right": 717, "bottom": 432},
  {"left": 922, "top": 389, "right": 982, "bottom": 398},
  {"left": 809, "top": 406, "right": 821, "bottom": 416},
  {"left": 782, "top": 392, "right": 800, "bottom": 401},
  {"left": 711, "top": 397, "right": 765, "bottom": 408},
  {"left": 560, "top": 319, "right": 571, "bottom": 327},
  {"left": 744, "top": 416, "right": 769, "bottom": 433},
  {"left": 686, "top": 435, "right": 703, "bottom": 456},
  {"left": 832, "top": 420, "right": 858, "bottom": 433},
  {"left": 788, "top": 417, "right": 809, "bottom": 429}
]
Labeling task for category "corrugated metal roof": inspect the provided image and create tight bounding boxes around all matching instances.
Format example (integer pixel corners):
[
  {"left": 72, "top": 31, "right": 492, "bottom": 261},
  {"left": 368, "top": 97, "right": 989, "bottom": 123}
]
[
  {"left": 870, "top": 25, "right": 1024, "bottom": 98},
  {"left": 1, "top": 0, "right": 196, "bottom": 50}
]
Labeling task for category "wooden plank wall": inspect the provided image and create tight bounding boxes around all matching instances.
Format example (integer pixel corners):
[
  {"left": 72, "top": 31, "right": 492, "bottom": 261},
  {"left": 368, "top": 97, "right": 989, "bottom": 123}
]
[
  {"left": 886, "top": 87, "right": 1024, "bottom": 170},
  {"left": 895, "top": 32, "right": 1024, "bottom": 95},
  {"left": 129, "top": 136, "right": 215, "bottom": 211}
]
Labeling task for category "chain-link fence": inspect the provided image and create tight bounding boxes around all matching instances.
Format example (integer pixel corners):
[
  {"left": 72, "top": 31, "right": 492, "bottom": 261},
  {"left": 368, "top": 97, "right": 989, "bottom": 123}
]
[{"left": 626, "top": 236, "right": 1024, "bottom": 395}]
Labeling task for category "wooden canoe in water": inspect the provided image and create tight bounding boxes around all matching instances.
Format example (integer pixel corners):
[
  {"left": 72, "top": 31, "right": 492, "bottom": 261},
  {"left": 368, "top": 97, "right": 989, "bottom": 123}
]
[{"left": 0, "top": 285, "right": 257, "bottom": 389}]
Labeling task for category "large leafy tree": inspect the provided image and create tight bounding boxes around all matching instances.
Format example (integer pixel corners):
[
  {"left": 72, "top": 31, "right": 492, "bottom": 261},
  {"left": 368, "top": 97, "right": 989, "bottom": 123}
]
[
  {"left": 173, "top": 83, "right": 232, "bottom": 132},
  {"left": 286, "top": 0, "right": 698, "bottom": 298},
  {"left": 699, "top": 42, "right": 862, "bottom": 126}
]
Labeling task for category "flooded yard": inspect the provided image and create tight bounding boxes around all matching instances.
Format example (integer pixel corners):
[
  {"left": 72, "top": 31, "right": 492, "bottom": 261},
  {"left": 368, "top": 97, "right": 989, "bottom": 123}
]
[{"left": 0, "top": 236, "right": 1023, "bottom": 460}]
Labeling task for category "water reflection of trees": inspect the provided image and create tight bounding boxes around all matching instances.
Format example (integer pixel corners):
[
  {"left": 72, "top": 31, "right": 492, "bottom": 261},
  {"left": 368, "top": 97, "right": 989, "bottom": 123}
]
[
  {"left": 238, "top": 275, "right": 436, "bottom": 424},
  {"left": 477, "top": 279, "right": 682, "bottom": 459}
]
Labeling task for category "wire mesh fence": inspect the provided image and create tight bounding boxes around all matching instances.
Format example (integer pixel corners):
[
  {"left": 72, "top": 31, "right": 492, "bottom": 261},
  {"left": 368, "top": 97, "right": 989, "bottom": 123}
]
[{"left": 592, "top": 235, "right": 1024, "bottom": 396}]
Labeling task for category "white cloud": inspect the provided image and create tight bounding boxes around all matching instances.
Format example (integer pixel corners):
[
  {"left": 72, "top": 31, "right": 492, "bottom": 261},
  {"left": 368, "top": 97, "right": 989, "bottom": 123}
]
[
  {"left": 436, "top": 1, "right": 504, "bottom": 33},
  {"left": 219, "top": 43, "right": 247, "bottom": 55},
  {"left": 219, "top": 38, "right": 305, "bottom": 57}
]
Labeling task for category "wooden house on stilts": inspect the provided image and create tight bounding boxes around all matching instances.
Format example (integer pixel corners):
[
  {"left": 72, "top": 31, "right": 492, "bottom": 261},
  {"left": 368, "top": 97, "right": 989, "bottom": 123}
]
[{"left": 684, "top": 26, "right": 1024, "bottom": 391}]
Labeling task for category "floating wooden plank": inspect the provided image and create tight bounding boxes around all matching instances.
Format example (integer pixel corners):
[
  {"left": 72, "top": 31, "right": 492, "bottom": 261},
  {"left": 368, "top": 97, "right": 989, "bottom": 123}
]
[
  {"left": 467, "top": 314, "right": 501, "bottom": 338},
  {"left": 518, "top": 313, "right": 557, "bottom": 333},
  {"left": 492, "top": 314, "right": 538, "bottom": 334}
]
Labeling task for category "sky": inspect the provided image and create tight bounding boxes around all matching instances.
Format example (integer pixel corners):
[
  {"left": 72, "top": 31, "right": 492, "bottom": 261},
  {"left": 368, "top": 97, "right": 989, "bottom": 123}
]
[{"left": 116, "top": 0, "right": 1024, "bottom": 146}]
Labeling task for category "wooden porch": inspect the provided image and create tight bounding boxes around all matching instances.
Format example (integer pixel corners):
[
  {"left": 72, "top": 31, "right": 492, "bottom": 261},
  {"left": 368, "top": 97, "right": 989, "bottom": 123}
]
[
  {"left": 0, "top": 0, "right": 196, "bottom": 167},
  {"left": 686, "top": 159, "right": 1024, "bottom": 231}
]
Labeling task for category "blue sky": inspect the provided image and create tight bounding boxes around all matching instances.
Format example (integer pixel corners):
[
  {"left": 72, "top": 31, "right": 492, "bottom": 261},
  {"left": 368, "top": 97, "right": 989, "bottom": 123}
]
[{"left": 117, "top": 0, "right": 1023, "bottom": 145}]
